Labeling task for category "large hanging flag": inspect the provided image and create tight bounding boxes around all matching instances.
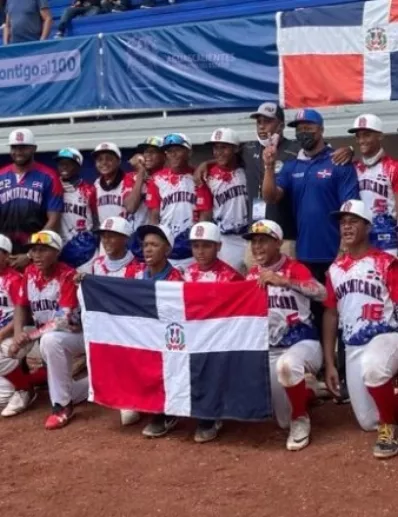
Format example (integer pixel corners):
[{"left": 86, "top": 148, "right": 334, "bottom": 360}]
[
  {"left": 277, "top": 0, "right": 398, "bottom": 107},
  {"left": 79, "top": 276, "right": 271, "bottom": 421}
]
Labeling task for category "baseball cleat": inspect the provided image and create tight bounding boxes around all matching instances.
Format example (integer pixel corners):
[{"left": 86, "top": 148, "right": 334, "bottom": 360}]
[
  {"left": 1, "top": 389, "right": 37, "bottom": 417},
  {"left": 373, "top": 424, "right": 398, "bottom": 459},
  {"left": 45, "top": 403, "right": 74, "bottom": 430},
  {"left": 286, "top": 415, "right": 311, "bottom": 451},
  {"left": 120, "top": 409, "right": 141, "bottom": 426},
  {"left": 194, "top": 420, "right": 223, "bottom": 443},
  {"left": 142, "top": 414, "right": 178, "bottom": 438}
]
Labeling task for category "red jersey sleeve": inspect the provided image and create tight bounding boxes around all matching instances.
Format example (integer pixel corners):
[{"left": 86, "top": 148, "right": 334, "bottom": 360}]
[
  {"left": 289, "top": 261, "right": 314, "bottom": 282},
  {"left": 195, "top": 184, "right": 213, "bottom": 212},
  {"left": 227, "top": 268, "right": 244, "bottom": 281},
  {"left": 88, "top": 185, "right": 98, "bottom": 218},
  {"left": 386, "top": 260, "right": 398, "bottom": 303},
  {"left": 167, "top": 268, "right": 184, "bottom": 281},
  {"left": 8, "top": 273, "right": 22, "bottom": 306},
  {"left": 389, "top": 160, "right": 398, "bottom": 193},
  {"left": 59, "top": 271, "right": 79, "bottom": 309},
  {"left": 16, "top": 272, "right": 29, "bottom": 306},
  {"left": 324, "top": 274, "right": 337, "bottom": 309},
  {"left": 146, "top": 177, "right": 161, "bottom": 209}
]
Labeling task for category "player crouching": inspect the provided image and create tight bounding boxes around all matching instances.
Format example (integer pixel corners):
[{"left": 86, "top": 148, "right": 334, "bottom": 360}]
[
  {"left": 245, "top": 220, "right": 326, "bottom": 451},
  {"left": 324, "top": 200, "right": 398, "bottom": 459},
  {"left": 9, "top": 231, "right": 87, "bottom": 430},
  {"left": 184, "top": 222, "right": 243, "bottom": 442}
]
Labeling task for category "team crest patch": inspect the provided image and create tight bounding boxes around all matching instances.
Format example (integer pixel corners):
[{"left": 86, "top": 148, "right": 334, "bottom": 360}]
[
  {"left": 342, "top": 201, "right": 352, "bottom": 212},
  {"left": 213, "top": 130, "right": 223, "bottom": 141},
  {"left": 104, "top": 219, "right": 114, "bottom": 229},
  {"left": 194, "top": 225, "right": 205, "bottom": 238},
  {"left": 365, "top": 27, "right": 387, "bottom": 52},
  {"left": 317, "top": 169, "right": 332, "bottom": 179},
  {"left": 100, "top": 143, "right": 110, "bottom": 150},
  {"left": 296, "top": 109, "right": 305, "bottom": 120},
  {"left": 165, "top": 323, "right": 186, "bottom": 351},
  {"left": 15, "top": 132, "right": 25, "bottom": 143},
  {"left": 275, "top": 160, "right": 283, "bottom": 174},
  {"left": 358, "top": 117, "right": 367, "bottom": 128}
]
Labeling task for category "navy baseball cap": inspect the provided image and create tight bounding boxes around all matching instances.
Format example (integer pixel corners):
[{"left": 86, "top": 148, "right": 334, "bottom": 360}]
[{"left": 287, "top": 109, "right": 324, "bottom": 128}]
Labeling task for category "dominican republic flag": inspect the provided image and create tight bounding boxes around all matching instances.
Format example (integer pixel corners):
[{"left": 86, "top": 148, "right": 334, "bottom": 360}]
[
  {"left": 277, "top": 0, "right": 398, "bottom": 108},
  {"left": 79, "top": 276, "right": 271, "bottom": 421}
]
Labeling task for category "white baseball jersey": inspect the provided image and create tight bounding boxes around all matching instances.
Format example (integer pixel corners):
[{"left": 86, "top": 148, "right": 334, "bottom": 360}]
[
  {"left": 325, "top": 249, "right": 398, "bottom": 346},
  {"left": 91, "top": 255, "right": 142, "bottom": 278},
  {"left": 196, "top": 164, "right": 248, "bottom": 234},
  {"left": 247, "top": 257, "right": 318, "bottom": 347},
  {"left": 130, "top": 172, "right": 148, "bottom": 232},
  {"left": 355, "top": 156, "right": 398, "bottom": 251},
  {"left": 184, "top": 259, "right": 243, "bottom": 282},
  {"left": 61, "top": 180, "right": 97, "bottom": 242},
  {"left": 0, "top": 267, "right": 21, "bottom": 329},
  {"left": 95, "top": 173, "right": 134, "bottom": 225}
]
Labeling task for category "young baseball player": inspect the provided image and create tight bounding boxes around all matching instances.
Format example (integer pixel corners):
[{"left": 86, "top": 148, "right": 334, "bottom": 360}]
[
  {"left": 184, "top": 221, "right": 243, "bottom": 442},
  {"left": 54, "top": 147, "right": 99, "bottom": 271},
  {"left": 348, "top": 114, "right": 398, "bottom": 256},
  {"left": 245, "top": 220, "right": 326, "bottom": 451},
  {"left": 9, "top": 230, "right": 87, "bottom": 430},
  {"left": 324, "top": 200, "right": 398, "bottom": 459},
  {"left": 146, "top": 133, "right": 212, "bottom": 271},
  {"left": 196, "top": 128, "right": 248, "bottom": 272}
]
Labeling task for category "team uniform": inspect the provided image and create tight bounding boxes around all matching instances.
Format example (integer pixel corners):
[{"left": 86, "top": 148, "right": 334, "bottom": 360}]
[
  {"left": 196, "top": 164, "right": 248, "bottom": 272},
  {"left": 184, "top": 259, "right": 243, "bottom": 282},
  {"left": 95, "top": 172, "right": 134, "bottom": 225},
  {"left": 247, "top": 256, "right": 323, "bottom": 430},
  {"left": 134, "top": 264, "right": 183, "bottom": 281},
  {"left": 355, "top": 156, "right": 398, "bottom": 256},
  {"left": 0, "top": 162, "right": 63, "bottom": 254},
  {"left": 17, "top": 262, "right": 87, "bottom": 409},
  {"left": 146, "top": 168, "right": 212, "bottom": 270},
  {"left": 325, "top": 249, "right": 398, "bottom": 431},
  {"left": 91, "top": 252, "right": 142, "bottom": 278}
]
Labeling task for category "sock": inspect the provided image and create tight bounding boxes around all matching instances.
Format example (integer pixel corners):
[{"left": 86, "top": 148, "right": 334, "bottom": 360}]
[
  {"left": 306, "top": 386, "right": 316, "bottom": 406},
  {"left": 367, "top": 380, "right": 396, "bottom": 425},
  {"left": 285, "top": 379, "right": 307, "bottom": 420},
  {"left": 4, "top": 365, "right": 32, "bottom": 391},
  {"left": 28, "top": 367, "right": 47, "bottom": 386}
]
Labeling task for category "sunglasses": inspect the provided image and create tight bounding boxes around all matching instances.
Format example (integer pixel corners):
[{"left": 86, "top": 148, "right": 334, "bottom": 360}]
[
  {"left": 31, "top": 233, "right": 57, "bottom": 246},
  {"left": 163, "top": 134, "right": 189, "bottom": 147}
]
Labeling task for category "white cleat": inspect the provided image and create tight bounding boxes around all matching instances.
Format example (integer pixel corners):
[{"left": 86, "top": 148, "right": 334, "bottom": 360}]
[
  {"left": 120, "top": 409, "right": 141, "bottom": 426},
  {"left": 286, "top": 415, "right": 311, "bottom": 451},
  {"left": 1, "top": 390, "right": 37, "bottom": 417}
]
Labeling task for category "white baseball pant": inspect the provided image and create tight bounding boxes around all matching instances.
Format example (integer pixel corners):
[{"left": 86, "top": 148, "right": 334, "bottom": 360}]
[
  {"left": 269, "top": 339, "right": 323, "bottom": 429},
  {"left": 346, "top": 332, "right": 398, "bottom": 431},
  {"left": 218, "top": 234, "right": 246, "bottom": 273},
  {"left": 40, "top": 331, "right": 88, "bottom": 408}
]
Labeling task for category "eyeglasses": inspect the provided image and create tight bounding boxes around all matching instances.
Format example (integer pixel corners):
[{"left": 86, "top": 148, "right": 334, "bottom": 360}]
[
  {"left": 163, "top": 134, "right": 189, "bottom": 147},
  {"left": 31, "top": 232, "right": 56, "bottom": 246}
]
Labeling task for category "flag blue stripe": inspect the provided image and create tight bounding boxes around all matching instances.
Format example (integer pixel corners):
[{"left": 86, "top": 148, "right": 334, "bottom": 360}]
[
  {"left": 280, "top": 2, "right": 364, "bottom": 28},
  {"left": 390, "top": 52, "right": 398, "bottom": 101},
  {"left": 189, "top": 351, "right": 272, "bottom": 421},
  {"left": 81, "top": 275, "right": 158, "bottom": 319}
]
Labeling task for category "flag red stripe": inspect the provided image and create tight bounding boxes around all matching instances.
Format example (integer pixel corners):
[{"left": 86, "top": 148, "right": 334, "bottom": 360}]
[{"left": 390, "top": 0, "right": 398, "bottom": 22}]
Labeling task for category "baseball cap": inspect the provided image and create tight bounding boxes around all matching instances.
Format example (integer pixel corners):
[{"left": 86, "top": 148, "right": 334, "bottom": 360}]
[
  {"left": 99, "top": 216, "right": 133, "bottom": 237},
  {"left": 332, "top": 199, "right": 372, "bottom": 224},
  {"left": 287, "top": 109, "right": 324, "bottom": 128},
  {"left": 189, "top": 222, "right": 221, "bottom": 243},
  {"left": 9, "top": 128, "right": 36, "bottom": 146},
  {"left": 137, "top": 224, "right": 175, "bottom": 248},
  {"left": 93, "top": 142, "right": 122, "bottom": 159},
  {"left": 250, "top": 102, "right": 285, "bottom": 123},
  {"left": 162, "top": 133, "right": 192, "bottom": 150},
  {"left": 136, "top": 136, "right": 164, "bottom": 152},
  {"left": 206, "top": 128, "right": 240, "bottom": 147},
  {"left": 0, "top": 235, "right": 12, "bottom": 254},
  {"left": 55, "top": 147, "right": 84, "bottom": 166},
  {"left": 348, "top": 114, "right": 383, "bottom": 134},
  {"left": 243, "top": 219, "right": 284, "bottom": 241},
  {"left": 29, "top": 231, "right": 63, "bottom": 251}
]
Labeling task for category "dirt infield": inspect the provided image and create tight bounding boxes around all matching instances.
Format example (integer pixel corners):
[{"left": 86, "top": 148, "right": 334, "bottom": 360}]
[{"left": 1, "top": 393, "right": 397, "bottom": 517}]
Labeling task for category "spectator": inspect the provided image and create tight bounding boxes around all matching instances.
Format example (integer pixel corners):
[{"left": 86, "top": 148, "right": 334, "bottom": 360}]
[
  {"left": 100, "top": 0, "right": 131, "bottom": 13},
  {"left": 55, "top": 1, "right": 101, "bottom": 39},
  {"left": 3, "top": 0, "right": 52, "bottom": 45}
]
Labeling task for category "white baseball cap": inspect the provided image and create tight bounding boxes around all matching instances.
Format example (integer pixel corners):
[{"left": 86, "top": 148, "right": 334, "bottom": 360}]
[
  {"left": 137, "top": 224, "right": 175, "bottom": 248},
  {"left": 207, "top": 128, "right": 240, "bottom": 147},
  {"left": 243, "top": 219, "right": 284, "bottom": 241},
  {"left": 348, "top": 114, "right": 383, "bottom": 134},
  {"left": 249, "top": 102, "right": 285, "bottom": 122},
  {"left": 332, "top": 199, "right": 372, "bottom": 224},
  {"left": 189, "top": 222, "right": 221, "bottom": 243},
  {"left": 56, "top": 147, "right": 83, "bottom": 166},
  {"left": 29, "top": 230, "right": 63, "bottom": 251},
  {"left": 93, "top": 142, "right": 122, "bottom": 159},
  {"left": 99, "top": 216, "right": 133, "bottom": 237},
  {"left": 0, "top": 235, "right": 12, "bottom": 254},
  {"left": 9, "top": 128, "right": 36, "bottom": 146}
]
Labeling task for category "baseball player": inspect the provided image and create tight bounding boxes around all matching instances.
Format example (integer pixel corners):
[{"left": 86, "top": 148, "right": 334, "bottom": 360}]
[
  {"left": 245, "top": 220, "right": 326, "bottom": 451},
  {"left": 324, "top": 200, "right": 398, "bottom": 459},
  {"left": 54, "top": 147, "right": 99, "bottom": 271},
  {"left": 146, "top": 133, "right": 212, "bottom": 271},
  {"left": 9, "top": 230, "right": 87, "bottom": 430},
  {"left": 348, "top": 114, "right": 398, "bottom": 256},
  {"left": 196, "top": 128, "right": 248, "bottom": 273},
  {"left": 184, "top": 221, "right": 243, "bottom": 442}
]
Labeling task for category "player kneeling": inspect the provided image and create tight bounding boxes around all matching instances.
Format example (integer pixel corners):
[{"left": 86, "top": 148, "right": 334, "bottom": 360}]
[
  {"left": 324, "top": 200, "right": 398, "bottom": 459},
  {"left": 245, "top": 220, "right": 326, "bottom": 451},
  {"left": 185, "top": 222, "right": 243, "bottom": 443},
  {"left": 9, "top": 231, "right": 87, "bottom": 430}
]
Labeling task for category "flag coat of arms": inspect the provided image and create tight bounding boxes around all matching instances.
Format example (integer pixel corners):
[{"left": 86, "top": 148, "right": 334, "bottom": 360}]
[
  {"left": 277, "top": 0, "right": 398, "bottom": 107},
  {"left": 79, "top": 276, "right": 272, "bottom": 421}
]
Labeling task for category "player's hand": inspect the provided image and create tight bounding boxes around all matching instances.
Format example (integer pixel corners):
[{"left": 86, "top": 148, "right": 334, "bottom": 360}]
[
  {"left": 74, "top": 272, "right": 86, "bottom": 285},
  {"left": 129, "top": 154, "right": 146, "bottom": 175},
  {"left": 9, "top": 254, "right": 31, "bottom": 271},
  {"left": 258, "top": 270, "right": 287, "bottom": 288},
  {"left": 193, "top": 161, "right": 212, "bottom": 186},
  {"left": 262, "top": 141, "right": 277, "bottom": 169},
  {"left": 325, "top": 364, "right": 340, "bottom": 397},
  {"left": 8, "top": 333, "right": 30, "bottom": 358},
  {"left": 331, "top": 146, "right": 354, "bottom": 165}
]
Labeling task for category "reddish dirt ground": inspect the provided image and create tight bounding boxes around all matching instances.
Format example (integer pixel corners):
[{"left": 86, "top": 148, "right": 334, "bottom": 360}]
[{"left": 1, "top": 393, "right": 397, "bottom": 517}]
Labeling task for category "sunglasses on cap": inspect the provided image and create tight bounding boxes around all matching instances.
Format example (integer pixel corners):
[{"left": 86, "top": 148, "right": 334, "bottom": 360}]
[
  {"left": 163, "top": 134, "right": 190, "bottom": 148},
  {"left": 30, "top": 232, "right": 58, "bottom": 246},
  {"left": 250, "top": 222, "right": 279, "bottom": 239}
]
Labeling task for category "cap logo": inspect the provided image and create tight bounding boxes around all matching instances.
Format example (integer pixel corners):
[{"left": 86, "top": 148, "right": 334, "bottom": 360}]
[
  {"left": 15, "top": 132, "right": 25, "bottom": 143},
  {"left": 296, "top": 109, "right": 305, "bottom": 120},
  {"left": 214, "top": 130, "right": 223, "bottom": 141},
  {"left": 194, "top": 225, "right": 205, "bottom": 238},
  {"left": 358, "top": 117, "right": 367, "bottom": 128},
  {"left": 104, "top": 219, "right": 114, "bottom": 229},
  {"left": 342, "top": 201, "right": 353, "bottom": 212},
  {"left": 100, "top": 143, "right": 109, "bottom": 150}
]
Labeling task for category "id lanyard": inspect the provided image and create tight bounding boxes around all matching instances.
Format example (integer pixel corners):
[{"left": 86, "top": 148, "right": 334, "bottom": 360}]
[{"left": 252, "top": 183, "right": 267, "bottom": 222}]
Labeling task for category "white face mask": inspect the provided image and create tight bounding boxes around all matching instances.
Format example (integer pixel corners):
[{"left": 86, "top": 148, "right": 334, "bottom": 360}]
[
  {"left": 257, "top": 133, "right": 280, "bottom": 148},
  {"left": 362, "top": 148, "right": 384, "bottom": 167}
]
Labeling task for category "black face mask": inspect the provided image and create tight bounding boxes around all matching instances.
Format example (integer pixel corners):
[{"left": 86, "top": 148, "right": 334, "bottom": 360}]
[{"left": 296, "top": 131, "right": 317, "bottom": 151}]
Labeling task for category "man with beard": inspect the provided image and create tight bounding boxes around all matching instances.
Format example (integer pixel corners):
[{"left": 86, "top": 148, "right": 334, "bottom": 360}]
[{"left": 0, "top": 128, "right": 63, "bottom": 271}]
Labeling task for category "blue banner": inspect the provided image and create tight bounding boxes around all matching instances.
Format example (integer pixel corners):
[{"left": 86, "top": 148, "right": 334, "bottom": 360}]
[
  {"left": 101, "top": 15, "right": 278, "bottom": 110},
  {"left": 0, "top": 36, "right": 100, "bottom": 117}
]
